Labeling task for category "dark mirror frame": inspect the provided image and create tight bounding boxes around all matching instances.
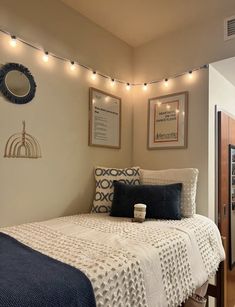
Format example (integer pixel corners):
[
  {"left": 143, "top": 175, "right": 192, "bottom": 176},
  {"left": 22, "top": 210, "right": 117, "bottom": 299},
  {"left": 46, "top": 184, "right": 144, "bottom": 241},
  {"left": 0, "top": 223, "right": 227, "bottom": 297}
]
[
  {"left": 0, "top": 63, "right": 36, "bottom": 104},
  {"left": 229, "top": 144, "right": 235, "bottom": 270}
]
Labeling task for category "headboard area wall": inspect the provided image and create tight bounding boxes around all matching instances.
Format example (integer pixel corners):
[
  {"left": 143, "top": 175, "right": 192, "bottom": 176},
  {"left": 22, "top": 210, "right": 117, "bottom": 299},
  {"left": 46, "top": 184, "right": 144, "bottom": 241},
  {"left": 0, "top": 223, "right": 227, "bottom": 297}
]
[
  {"left": 2, "top": 0, "right": 234, "bottom": 227},
  {"left": 0, "top": 0, "right": 133, "bottom": 227}
]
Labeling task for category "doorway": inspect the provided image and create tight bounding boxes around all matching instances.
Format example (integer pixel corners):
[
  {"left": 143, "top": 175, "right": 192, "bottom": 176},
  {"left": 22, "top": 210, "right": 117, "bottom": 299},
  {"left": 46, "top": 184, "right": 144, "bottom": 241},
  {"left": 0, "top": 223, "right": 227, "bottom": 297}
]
[
  {"left": 218, "top": 111, "right": 235, "bottom": 307},
  {"left": 209, "top": 56, "right": 235, "bottom": 307}
]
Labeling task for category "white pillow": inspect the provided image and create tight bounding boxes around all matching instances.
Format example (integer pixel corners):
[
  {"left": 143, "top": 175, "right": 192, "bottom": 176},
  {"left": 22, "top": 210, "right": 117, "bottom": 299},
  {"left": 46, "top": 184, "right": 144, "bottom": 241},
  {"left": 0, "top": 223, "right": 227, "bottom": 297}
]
[
  {"left": 140, "top": 168, "right": 199, "bottom": 217},
  {"left": 91, "top": 166, "right": 140, "bottom": 213}
]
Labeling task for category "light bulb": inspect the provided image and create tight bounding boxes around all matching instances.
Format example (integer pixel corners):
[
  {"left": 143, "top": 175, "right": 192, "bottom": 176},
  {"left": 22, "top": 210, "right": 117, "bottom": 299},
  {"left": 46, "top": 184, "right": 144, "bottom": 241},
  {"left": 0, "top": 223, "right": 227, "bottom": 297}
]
[
  {"left": 70, "top": 61, "right": 76, "bottom": 71},
  {"left": 10, "top": 35, "right": 17, "bottom": 47},
  {"left": 126, "top": 83, "right": 131, "bottom": 91},
  {"left": 164, "top": 78, "right": 168, "bottom": 87},
  {"left": 43, "top": 51, "right": 49, "bottom": 62},
  {"left": 91, "top": 71, "right": 97, "bottom": 80},
  {"left": 166, "top": 104, "right": 170, "bottom": 110},
  {"left": 143, "top": 83, "right": 148, "bottom": 91},
  {"left": 110, "top": 78, "right": 115, "bottom": 86},
  {"left": 188, "top": 71, "right": 193, "bottom": 79}
]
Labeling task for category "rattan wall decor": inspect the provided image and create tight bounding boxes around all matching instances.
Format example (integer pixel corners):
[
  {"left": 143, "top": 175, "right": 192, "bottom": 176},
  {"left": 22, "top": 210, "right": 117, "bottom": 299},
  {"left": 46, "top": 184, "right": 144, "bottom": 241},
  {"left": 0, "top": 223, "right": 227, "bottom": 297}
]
[{"left": 4, "top": 121, "right": 41, "bottom": 159}]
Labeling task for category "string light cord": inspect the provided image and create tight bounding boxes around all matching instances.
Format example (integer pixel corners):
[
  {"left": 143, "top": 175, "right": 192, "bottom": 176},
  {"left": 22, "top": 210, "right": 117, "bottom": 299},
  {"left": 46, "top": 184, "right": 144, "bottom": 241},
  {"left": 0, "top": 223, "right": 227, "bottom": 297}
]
[
  {"left": 0, "top": 28, "right": 130, "bottom": 85},
  {"left": 0, "top": 28, "right": 208, "bottom": 89}
]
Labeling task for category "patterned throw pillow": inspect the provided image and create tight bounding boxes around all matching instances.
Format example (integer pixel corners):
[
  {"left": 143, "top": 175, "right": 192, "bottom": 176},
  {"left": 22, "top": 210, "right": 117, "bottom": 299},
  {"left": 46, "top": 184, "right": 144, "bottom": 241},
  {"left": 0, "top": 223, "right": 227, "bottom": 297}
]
[
  {"left": 92, "top": 166, "right": 140, "bottom": 213},
  {"left": 140, "top": 168, "right": 199, "bottom": 217}
]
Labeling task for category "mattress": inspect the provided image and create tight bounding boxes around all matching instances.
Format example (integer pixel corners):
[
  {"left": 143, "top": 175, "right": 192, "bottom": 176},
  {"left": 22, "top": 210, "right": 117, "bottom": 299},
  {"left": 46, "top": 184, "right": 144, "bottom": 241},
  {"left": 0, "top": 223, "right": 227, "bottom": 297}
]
[{"left": 1, "top": 213, "right": 225, "bottom": 307}]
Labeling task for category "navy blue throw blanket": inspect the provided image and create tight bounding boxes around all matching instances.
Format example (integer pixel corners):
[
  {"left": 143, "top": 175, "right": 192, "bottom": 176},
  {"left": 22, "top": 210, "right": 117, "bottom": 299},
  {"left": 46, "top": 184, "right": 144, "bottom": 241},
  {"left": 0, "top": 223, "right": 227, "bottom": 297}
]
[{"left": 0, "top": 233, "right": 96, "bottom": 307}]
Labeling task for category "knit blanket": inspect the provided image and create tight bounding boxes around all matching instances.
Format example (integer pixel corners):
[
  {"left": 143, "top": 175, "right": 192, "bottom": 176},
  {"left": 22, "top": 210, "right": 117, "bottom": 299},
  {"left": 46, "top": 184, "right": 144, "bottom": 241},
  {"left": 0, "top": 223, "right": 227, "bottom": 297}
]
[
  {"left": 0, "top": 232, "right": 96, "bottom": 307},
  {"left": 1, "top": 214, "right": 225, "bottom": 307}
]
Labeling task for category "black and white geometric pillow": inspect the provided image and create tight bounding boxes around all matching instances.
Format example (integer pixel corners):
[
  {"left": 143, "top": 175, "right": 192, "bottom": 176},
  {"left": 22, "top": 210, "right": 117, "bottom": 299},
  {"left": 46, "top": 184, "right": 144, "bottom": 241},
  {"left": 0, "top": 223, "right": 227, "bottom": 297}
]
[{"left": 91, "top": 166, "right": 140, "bottom": 213}]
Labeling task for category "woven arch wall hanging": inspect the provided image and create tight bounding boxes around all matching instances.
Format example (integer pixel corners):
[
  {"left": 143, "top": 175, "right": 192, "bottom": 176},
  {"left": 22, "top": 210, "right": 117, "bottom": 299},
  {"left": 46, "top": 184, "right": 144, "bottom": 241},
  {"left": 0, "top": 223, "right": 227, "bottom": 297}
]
[{"left": 4, "top": 121, "right": 41, "bottom": 159}]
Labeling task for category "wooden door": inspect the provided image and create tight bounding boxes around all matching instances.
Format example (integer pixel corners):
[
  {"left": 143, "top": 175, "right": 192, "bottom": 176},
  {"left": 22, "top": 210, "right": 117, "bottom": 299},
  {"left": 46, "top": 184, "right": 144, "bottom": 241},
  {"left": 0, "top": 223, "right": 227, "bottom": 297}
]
[{"left": 218, "top": 111, "right": 235, "bottom": 307}]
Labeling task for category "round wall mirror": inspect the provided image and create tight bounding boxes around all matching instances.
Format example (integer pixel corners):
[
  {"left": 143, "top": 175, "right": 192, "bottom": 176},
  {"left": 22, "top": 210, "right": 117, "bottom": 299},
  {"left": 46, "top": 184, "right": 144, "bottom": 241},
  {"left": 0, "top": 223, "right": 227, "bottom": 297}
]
[
  {"left": 0, "top": 63, "right": 36, "bottom": 104},
  {"left": 5, "top": 71, "right": 30, "bottom": 97}
]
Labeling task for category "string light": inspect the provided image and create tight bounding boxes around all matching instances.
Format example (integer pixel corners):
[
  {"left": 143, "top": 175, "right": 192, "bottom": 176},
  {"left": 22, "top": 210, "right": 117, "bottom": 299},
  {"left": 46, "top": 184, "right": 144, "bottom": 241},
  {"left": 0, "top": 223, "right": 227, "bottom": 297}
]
[
  {"left": 110, "top": 78, "right": 115, "bottom": 86},
  {"left": 70, "top": 61, "right": 76, "bottom": 71},
  {"left": 91, "top": 71, "right": 97, "bottom": 80},
  {"left": 143, "top": 83, "right": 148, "bottom": 91},
  {"left": 0, "top": 29, "right": 209, "bottom": 89},
  {"left": 10, "top": 35, "right": 17, "bottom": 47},
  {"left": 42, "top": 51, "right": 49, "bottom": 62}
]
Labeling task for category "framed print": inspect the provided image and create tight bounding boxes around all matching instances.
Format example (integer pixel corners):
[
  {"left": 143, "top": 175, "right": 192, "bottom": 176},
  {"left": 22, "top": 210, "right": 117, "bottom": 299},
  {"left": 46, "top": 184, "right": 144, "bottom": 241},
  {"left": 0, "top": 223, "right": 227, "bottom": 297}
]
[
  {"left": 89, "top": 87, "right": 121, "bottom": 149},
  {"left": 148, "top": 91, "right": 188, "bottom": 149}
]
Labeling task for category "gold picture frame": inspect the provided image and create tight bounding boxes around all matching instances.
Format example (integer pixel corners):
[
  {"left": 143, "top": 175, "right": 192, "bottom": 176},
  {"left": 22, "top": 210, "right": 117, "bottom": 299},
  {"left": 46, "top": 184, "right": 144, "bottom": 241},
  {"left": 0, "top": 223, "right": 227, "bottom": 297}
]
[
  {"left": 148, "top": 91, "right": 188, "bottom": 149},
  {"left": 89, "top": 87, "right": 121, "bottom": 149}
]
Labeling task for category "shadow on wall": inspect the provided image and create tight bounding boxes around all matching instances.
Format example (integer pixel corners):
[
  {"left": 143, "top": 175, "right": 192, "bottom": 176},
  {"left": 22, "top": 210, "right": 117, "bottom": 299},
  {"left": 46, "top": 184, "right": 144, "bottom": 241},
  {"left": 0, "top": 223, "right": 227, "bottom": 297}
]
[{"left": 63, "top": 170, "right": 95, "bottom": 216}]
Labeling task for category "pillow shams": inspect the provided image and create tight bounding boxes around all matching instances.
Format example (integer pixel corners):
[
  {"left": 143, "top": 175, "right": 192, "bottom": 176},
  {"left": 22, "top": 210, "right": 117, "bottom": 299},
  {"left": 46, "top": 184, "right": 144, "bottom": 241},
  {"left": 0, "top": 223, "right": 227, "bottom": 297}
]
[
  {"left": 110, "top": 181, "right": 182, "bottom": 220},
  {"left": 92, "top": 166, "right": 140, "bottom": 213}
]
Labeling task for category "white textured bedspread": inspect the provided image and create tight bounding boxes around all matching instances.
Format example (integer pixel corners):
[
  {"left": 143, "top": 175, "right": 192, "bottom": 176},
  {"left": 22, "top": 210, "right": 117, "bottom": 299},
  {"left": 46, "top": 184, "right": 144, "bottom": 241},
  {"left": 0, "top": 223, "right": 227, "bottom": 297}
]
[{"left": 1, "top": 214, "right": 225, "bottom": 307}]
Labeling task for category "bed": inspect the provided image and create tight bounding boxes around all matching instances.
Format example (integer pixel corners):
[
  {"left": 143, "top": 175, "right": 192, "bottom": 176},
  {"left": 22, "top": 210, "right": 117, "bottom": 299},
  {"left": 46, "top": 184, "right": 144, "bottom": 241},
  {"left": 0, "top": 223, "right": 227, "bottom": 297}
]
[{"left": 0, "top": 212, "right": 225, "bottom": 307}]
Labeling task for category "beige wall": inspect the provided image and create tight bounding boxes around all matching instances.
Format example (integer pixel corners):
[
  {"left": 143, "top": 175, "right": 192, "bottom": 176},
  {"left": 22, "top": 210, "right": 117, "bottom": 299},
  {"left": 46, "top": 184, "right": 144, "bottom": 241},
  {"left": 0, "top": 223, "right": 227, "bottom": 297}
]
[
  {"left": 133, "top": 10, "right": 235, "bottom": 217},
  {"left": 134, "top": 13, "right": 235, "bottom": 83},
  {"left": 0, "top": 0, "right": 133, "bottom": 81},
  {"left": 132, "top": 70, "right": 209, "bottom": 216},
  {"left": 0, "top": 0, "right": 133, "bottom": 227},
  {"left": 1, "top": 0, "right": 235, "bottom": 226}
]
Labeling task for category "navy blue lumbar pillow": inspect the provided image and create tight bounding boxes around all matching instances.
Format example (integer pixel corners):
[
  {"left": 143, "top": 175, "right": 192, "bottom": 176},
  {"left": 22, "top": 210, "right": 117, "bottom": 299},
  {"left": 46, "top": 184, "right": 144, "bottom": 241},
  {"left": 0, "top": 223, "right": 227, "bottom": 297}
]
[{"left": 110, "top": 181, "right": 182, "bottom": 220}]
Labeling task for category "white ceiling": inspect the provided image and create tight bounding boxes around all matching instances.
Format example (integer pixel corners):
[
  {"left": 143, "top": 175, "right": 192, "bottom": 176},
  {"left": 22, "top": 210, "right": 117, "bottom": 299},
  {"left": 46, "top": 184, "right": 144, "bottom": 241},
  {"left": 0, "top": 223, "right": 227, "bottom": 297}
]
[{"left": 61, "top": 0, "right": 235, "bottom": 47}]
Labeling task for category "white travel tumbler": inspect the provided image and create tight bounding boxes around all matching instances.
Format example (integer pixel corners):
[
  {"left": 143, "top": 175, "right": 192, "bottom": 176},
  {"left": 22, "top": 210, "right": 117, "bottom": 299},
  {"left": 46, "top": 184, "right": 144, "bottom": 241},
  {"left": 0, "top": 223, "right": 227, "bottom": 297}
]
[{"left": 133, "top": 203, "right": 147, "bottom": 222}]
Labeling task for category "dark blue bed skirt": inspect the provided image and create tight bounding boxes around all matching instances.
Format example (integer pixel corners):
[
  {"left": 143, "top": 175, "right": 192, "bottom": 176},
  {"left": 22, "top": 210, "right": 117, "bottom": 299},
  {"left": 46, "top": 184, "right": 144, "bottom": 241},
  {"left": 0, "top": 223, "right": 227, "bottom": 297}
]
[{"left": 0, "top": 233, "right": 96, "bottom": 307}]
